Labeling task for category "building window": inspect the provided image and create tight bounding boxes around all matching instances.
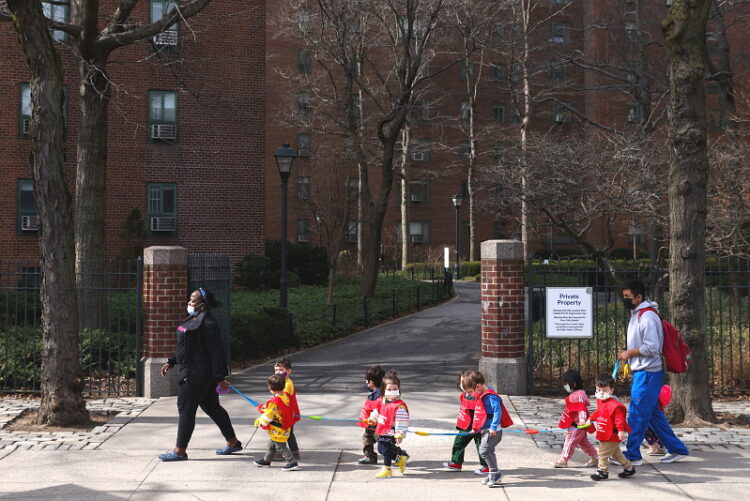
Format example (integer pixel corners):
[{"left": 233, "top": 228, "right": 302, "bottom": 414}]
[
  {"left": 20, "top": 84, "right": 31, "bottom": 138},
  {"left": 297, "top": 49, "right": 312, "bottom": 74},
  {"left": 459, "top": 140, "right": 471, "bottom": 159},
  {"left": 150, "top": 0, "right": 179, "bottom": 46},
  {"left": 297, "top": 176, "right": 311, "bottom": 200},
  {"left": 345, "top": 221, "right": 358, "bottom": 243},
  {"left": 297, "top": 133, "right": 311, "bottom": 157},
  {"left": 417, "top": 99, "right": 432, "bottom": 121},
  {"left": 148, "top": 91, "right": 177, "bottom": 142},
  {"left": 17, "top": 180, "right": 38, "bottom": 234},
  {"left": 346, "top": 178, "right": 359, "bottom": 202},
  {"left": 460, "top": 181, "right": 469, "bottom": 198},
  {"left": 627, "top": 224, "right": 645, "bottom": 245},
  {"left": 296, "top": 91, "right": 310, "bottom": 120},
  {"left": 493, "top": 102, "right": 505, "bottom": 122},
  {"left": 625, "top": 22, "right": 639, "bottom": 43},
  {"left": 707, "top": 109, "right": 726, "bottom": 131},
  {"left": 43, "top": 1, "right": 70, "bottom": 42},
  {"left": 409, "top": 221, "right": 430, "bottom": 244},
  {"left": 297, "top": 219, "right": 312, "bottom": 242},
  {"left": 490, "top": 62, "right": 505, "bottom": 82},
  {"left": 550, "top": 23, "right": 569, "bottom": 44},
  {"left": 297, "top": 7, "right": 311, "bottom": 33},
  {"left": 493, "top": 141, "right": 505, "bottom": 163},
  {"left": 407, "top": 180, "right": 430, "bottom": 203},
  {"left": 549, "top": 60, "right": 569, "bottom": 83},
  {"left": 626, "top": 102, "right": 643, "bottom": 123},
  {"left": 397, "top": 16, "right": 427, "bottom": 40},
  {"left": 511, "top": 61, "right": 522, "bottom": 83},
  {"left": 459, "top": 62, "right": 477, "bottom": 81},
  {"left": 147, "top": 183, "right": 177, "bottom": 233},
  {"left": 550, "top": 102, "right": 571, "bottom": 123},
  {"left": 460, "top": 101, "right": 471, "bottom": 121},
  {"left": 411, "top": 139, "right": 430, "bottom": 162}
]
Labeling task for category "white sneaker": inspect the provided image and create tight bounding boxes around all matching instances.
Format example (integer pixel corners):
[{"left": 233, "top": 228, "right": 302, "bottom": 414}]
[
  {"left": 610, "top": 457, "right": 642, "bottom": 466},
  {"left": 660, "top": 453, "right": 687, "bottom": 463}
]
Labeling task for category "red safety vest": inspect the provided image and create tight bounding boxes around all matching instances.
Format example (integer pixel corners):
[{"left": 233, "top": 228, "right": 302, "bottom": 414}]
[
  {"left": 456, "top": 392, "right": 479, "bottom": 430},
  {"left": 261, "top": 395, "right": 295, "bottom": 431},
  {"left": 374, "top": 398, "right": 409, "bottom": 436},
  {"left": 588, "top": 397, "right": 630, "bottom": 442},
  {"left": 287, "top": 390, "right": 301, "bottom": 424},
  {"left": 358, "top": 398, "right": 380, "bottom": 429},
  {"left": 471, "top": 388, "right": 514, "bottom": 432},
  {"left": 558, "top": 390, "right": 590, "bottom": 429}
]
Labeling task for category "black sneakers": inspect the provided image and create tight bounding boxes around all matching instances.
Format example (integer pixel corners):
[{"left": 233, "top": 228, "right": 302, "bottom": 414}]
[
  {"left": 282, "top": 462, "right": 301, "bottom": 471},
  {"left": 254, "top": 459, "right": 271, "bottom": 467},
  {"left": 590, "top": 470, "right": 609, "bottom": 481},
  {"left": 357, "top": 456, "right": 378, "bottom": 465},
  {"left": 618, "top": 468, "right": 636, "bottom": 478}
]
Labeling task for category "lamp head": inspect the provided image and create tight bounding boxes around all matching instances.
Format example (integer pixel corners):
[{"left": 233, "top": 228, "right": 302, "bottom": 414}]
[{"left": 274, "top": 143, "right": 296, "bottom": 179}]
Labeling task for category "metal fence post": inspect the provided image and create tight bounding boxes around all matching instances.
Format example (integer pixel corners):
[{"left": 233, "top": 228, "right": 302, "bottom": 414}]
[
  {"left": 416, "top": 286, "right": 420, "bottom": 309},
  {"left": 332, "top": 303, "right": 337, "bottom": 327},
  {"left": 526, "top": 254, "right": 535, "bottom": 395},
  {"left": 392, "top": 289, "right": 396, "bottom": 317},
  {"left": 135, "top": 257, "right": 143, "bottom": 397}
]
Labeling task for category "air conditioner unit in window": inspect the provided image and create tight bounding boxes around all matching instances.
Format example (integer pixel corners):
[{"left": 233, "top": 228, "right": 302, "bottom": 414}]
[
  {"left": 551, "top": 36, "right": 565, "bottom": 43},
  {"left": 554, "top": 113, "right": 568, "bottom": 123},
  {"left": 410, "top": 234, "right": 423, "bottom": 243},
  {"left": 22, "top": 118, "right": 30, "bottom": 135},
  {"left": 153, "top": 30, "right": 178, "bottom": 46},
  {"left": 151, "top": 124, "right": 177, "bottom": 140},
  {"left": 150, "top": 216, "right": 176, "bottom": 232},
  {"left": 21, "top": 215, "right": 39, "bottom": 232},
  {"left": 412, "top": 151, "right": 426, "bottom": 161},
  {"left": 410, "top": 193, "right": 422, "bottom": 203},
  {"left": 298, "top": 233, "right": 310, "bottom": 243}
]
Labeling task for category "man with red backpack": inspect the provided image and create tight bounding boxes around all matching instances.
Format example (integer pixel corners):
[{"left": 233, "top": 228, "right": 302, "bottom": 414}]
[{"left": 617, "top": 280, "right": 689, "bottom": 465}]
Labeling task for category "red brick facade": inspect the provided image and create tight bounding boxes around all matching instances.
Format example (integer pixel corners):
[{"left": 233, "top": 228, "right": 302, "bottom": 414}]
[
  {"left": 480, "top": 256, "right": 525, "bottom": 359},
  {"left": 142, "top": 262, "right": 187, "bottom": 358},
  {"left": 0, "top": 1, "right": 265, "bottom": 263}
]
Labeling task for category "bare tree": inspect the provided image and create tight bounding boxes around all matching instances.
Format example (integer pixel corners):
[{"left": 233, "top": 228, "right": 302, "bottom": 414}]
[
  {"left": 5, "top": 0, "right": 86, "bottom": 426},
  {"left": 662, "top": 0, "right": 716, "bottom": 425}
]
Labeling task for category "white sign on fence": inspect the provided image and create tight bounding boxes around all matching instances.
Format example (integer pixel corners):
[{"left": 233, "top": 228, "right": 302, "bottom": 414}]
[{"left": 545, "top": 287, "right": 593, "bottom": 338}]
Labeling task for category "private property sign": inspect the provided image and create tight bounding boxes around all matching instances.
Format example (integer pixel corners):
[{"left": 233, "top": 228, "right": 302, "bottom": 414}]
[{"left": 545, "top": 287, "right": 593, "bottom": 338}]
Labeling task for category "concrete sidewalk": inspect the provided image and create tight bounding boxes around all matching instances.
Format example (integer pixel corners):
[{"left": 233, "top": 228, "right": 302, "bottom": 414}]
[{"left": 1, "top": 283, "right": 748, "bottom": 500}]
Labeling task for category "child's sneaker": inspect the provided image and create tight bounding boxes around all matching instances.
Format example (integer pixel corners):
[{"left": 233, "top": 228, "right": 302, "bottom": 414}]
[
  {"left": 553, "top": 459, "right": 568, "bottom": 468},
  {"left": 395, "top": 454, "right": 407, "bottom": 474},
  {"left": 486, "top": 472, "right": 503, "bottom": 488},
  {"left": 590, "top": 470, "right": 609, "bottom": 481},
  {"left": 443, "top": 462, "right": 462, "bottom": 471},
  {"left": 474, "top": 466, "right": 490, "bottom": 475},
  {"left": 281, "top": 462, "right": 300, "bottom": 471},
  {"left": 375, "top": 466, "right": 392, "bottom": 479},
  {"left": 584, "top": 457, "right": 599, "bottom": 467},
  {"left": 357, "top": 456, "right": 378, "bottom": 465},
  {"left": 253, "top": 459, "right": 271, "bottom": 467},
  {"left": 618, "top": 468, "right": 636, "bottom": 478}
]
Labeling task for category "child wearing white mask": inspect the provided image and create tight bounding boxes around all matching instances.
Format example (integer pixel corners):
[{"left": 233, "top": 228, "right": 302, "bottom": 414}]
[
  {"left": 367, "top": 370, "right": 409, "bottom": 479},
  {"left": 585, "top": 373, "right": 635, "bottom": 481},
  {"left": 554, "top": 369, "right": 598, "bottom": 468}
]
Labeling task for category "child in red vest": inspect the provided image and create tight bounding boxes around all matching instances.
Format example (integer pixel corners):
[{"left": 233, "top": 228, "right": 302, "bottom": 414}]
[
  {"left": 357, "top": 365, "right": 385, "bottom": 465},
  {"left": 443, "top": 370, "right": 489, "bottom": 475},
  {"left": 586, "top": 373, "right": 635, "bottom": 481},
  {"left": 466, "top": 371, "right": 514, "bottom": 488},
  {"left": 273, "top": 358, "right": 301, "bottom": 459},
  {"left": 366, "top": 370, "right": 409, "bottom": 479},
  {"left": 554, "top": 369, "right": 598, "bottom": 468},
  {"left": 253, "top": 374, "right": 300, "bottom": 471}
]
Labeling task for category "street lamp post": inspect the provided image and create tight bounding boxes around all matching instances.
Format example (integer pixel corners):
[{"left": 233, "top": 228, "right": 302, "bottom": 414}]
[
  {"left": 274, "top": 143, "right": 296, "bottom": 309},
  {"left": 452, "top": 194, "right": 463, "bottom": 280}
]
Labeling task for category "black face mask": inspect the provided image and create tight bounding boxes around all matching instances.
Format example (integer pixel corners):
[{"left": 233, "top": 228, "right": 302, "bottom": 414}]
[{"left": 622, "top": 297, "right": 636, "bottom": 310}]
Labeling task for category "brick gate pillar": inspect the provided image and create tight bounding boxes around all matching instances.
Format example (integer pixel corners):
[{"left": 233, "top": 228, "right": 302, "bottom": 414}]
[
  {"left": 141, "top": 246, "right": 188, "bottom": 398},
  {"left": 479, "top": 240, "right": 528, "bottom": 395}
]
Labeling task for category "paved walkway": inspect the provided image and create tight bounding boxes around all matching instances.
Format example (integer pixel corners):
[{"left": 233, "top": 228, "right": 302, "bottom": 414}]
[{"left": 0, "top": 282, "right": 749, "bottom": 500}]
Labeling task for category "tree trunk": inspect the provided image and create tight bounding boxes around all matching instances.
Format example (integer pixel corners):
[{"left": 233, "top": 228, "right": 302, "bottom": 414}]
[
  {"left": 662, "top": 0, "right": 716, "bottom": 425},
  {"left": 400, "top": 126, "right": 411, "bottom": 268},
  {"left": 76, "top": 58, "right": 111, "bottom": 330},
  {"left": 326, "top": 263, "right": 336, "bottom": 305},
  {"left": 7, "top": 0, "right": 87, "bottom": 426}
]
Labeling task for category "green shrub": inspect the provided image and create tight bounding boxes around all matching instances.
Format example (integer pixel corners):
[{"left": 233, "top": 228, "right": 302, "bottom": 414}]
[
  {"left": 234, "top": 254, "right": 274, "bottom": 289},
  {"left": 235, "top": 241, "right": 328, "bottom": 289}
]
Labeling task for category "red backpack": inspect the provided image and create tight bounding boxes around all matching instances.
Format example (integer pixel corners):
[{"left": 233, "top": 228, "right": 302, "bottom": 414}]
[{"left": 638, "top": 307, "right": 691, "bottom": 373}]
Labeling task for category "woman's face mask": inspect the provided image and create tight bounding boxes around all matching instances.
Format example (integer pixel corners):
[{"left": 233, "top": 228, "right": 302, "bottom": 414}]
[{"left": 187, "top": 305, "right": 198, "bottom": 316}]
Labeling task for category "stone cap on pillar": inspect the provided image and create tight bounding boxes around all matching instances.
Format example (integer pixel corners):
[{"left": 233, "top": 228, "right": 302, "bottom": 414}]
[
  {"left": 144, "top": 246, "right": 188, "bottom": 266},
  {"left": 481, "top": 240, "right": 524, "bottom": 260}
]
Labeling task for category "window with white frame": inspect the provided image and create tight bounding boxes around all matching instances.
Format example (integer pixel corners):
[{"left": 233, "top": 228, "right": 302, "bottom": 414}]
[
  {"left": 43, "top": 1, "right": 70, "bottom": 42},
  {"left": 297, "top": 219, "right": 312, "bottom": 242},
  {"left": 296, "top": 91, "right": 310, "bottom": 121},
  {"left": 399, "top": 180, "right": 430, "bottom": 203},
  {"left": 627, "top": 102, "right": 643, "bottom": 123},
  {"left": 17, "top": 180, "right": 38, "bottom": 234},
  {"left": 550, "top": 102, "right": 571, "bottom": 123},
  {"left": 550, "top": 23, "right": 569, "bottom": 43},
  {"left": 493, "top": 102, "right": 505, "bottom": 122},
  {"left": 149, "top": 91, "right": 177, "bottom": 142},
  {"left": 399, "top": 221, "right": 430, "bottom": 244},
  {"left": 297, "top": 176, "right": 311, "bottom": 200},
  {"left": 627, "top": 224, "right": 645, "bottom": 245},
  {"left": 147, "top": 183, "right": 177, "bottom": 233},
  {"left": 297, "top": 49, "right": 312, "bottom": 74},
  {"left": 460, "top": 101, "right": 471, "bottom": 121},
  {"left": 411, "top": 139, "right": 430, "bottom": 162},
  {"left": 460, "top": 61, "right": 477, "bottom": 81},
  {"left": 345, "top": 221, "right": 358, "bottom": 243},
  {"left": 20, "top": 84, "right": 31, "bottom": 138},
  {"left": 297, "top": 133, "right": 311, "bottom": 157}
]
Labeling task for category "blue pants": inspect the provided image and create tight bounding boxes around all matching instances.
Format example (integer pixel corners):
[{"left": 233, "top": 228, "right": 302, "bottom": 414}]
[{"left": 625, "top": 370, "right": 689, "bottom": 460}]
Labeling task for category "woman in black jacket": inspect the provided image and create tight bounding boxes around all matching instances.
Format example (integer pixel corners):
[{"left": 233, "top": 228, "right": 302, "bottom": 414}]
[{"left": 158, "top": 288, "right": 242, "bottom": 461}]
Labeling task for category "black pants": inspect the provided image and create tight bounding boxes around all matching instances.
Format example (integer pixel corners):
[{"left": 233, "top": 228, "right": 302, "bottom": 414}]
[
  {"left": 176, "top": 382, "right": 237, "bottom": 449},
  {"left": 376, "top": 436, "right": 407, "bottom": 467}
]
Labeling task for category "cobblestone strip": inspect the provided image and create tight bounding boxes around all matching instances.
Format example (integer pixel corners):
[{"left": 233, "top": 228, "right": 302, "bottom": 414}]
[
  {"left": 508, "top": 396, "right": 750, "bottom": 451},
  {"left": 0, "top": 398, "right": 154, "bottom": 451}
]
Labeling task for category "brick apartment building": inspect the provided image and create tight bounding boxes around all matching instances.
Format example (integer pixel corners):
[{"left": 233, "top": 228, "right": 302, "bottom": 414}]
[
  {"left": 0, "top": 1, "right": 265, "bottom": 263},
  {"left": 264, "top": 0, "right": 748, "bottom": 263}
]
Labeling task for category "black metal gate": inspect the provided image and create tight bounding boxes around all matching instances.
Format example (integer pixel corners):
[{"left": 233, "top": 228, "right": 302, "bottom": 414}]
[{"left": 188, "top": 253, "right": 231, "bottom": 361}]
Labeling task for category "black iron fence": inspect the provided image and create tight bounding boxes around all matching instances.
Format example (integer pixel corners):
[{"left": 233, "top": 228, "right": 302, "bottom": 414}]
[
  {"left": 527, "top": 257, "right": 750, "bottom": 393},
  {"left": 188, "top": 253, "right": 231, "bottom": 361},
  {"left": 0, "top": 258, "right": 141, "bottom": 397}
]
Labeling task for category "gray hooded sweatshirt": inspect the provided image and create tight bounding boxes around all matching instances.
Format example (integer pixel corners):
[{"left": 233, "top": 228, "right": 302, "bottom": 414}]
[{"left": 626, "top": 299, "right": 663, "bottom": 372}]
